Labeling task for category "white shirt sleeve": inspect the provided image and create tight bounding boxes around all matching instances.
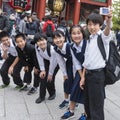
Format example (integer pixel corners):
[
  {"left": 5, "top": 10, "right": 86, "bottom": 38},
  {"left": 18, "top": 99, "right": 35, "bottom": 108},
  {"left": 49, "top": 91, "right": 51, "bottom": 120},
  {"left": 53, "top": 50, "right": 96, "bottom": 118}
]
[
  {"left": 70, "top": 49, "right": 82, "bottom": 70},
  {"left": 48, "top": 48, "right": 58, "bottom": 75},
  {"left": 102, "top": 31, "right": 112, "bottom": 60},
  {"left": 55, "top": 52, "right": 67, "bottom": 76},
  {"left": 35, "top": 45, "right": 45, "bottom": 71}
]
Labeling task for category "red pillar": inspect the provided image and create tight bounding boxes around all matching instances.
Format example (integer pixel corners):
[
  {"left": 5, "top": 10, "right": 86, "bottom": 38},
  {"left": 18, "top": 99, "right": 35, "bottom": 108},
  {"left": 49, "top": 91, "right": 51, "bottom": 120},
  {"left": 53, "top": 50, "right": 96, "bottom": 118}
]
[
  {"left": 0, "top": 0, "right": 2, "bottom": 8},
  {"left": 65, "top": 1, "right": 70, "bottom": 21},
  {"left": 38, "top": 0, "right": 46, "bottom": 21},
  {"left": 73, "top": 0, "right": 81, "bottom": 25}
]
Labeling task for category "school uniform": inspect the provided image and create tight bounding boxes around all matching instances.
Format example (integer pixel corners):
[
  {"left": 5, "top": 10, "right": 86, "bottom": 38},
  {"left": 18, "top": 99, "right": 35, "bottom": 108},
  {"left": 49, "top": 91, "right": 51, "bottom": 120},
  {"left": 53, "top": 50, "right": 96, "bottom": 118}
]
[
  {"left": 35, "top": 43, "right": 59, "bottom": 99},
  {"left": 54, "top": 42, "right": 74, "bottom": 94},
  {"left": 83, "top": 30, "right": 111, "bottom": 120},
  {"left": 70, "top": 39, "right": 86, "bottom": 103},
  {"left": 0, "top": 39, "right": 23, "bottom": 87},
  {"left": 13, "top": 42, "right": 39, "bottom": 87}
]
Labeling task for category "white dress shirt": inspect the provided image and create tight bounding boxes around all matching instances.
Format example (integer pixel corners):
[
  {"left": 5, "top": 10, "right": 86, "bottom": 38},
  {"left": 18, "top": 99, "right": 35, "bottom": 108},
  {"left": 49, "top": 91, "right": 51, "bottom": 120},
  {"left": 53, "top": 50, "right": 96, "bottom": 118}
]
[
  {"left": 35, "top": 44, "right": 57, "bottom": 75},
  {"left": 0, "top": 39, "right": 17, "bottom": 57},
  {"left": 54, "top": 43, "right": 68, "bottom": 76},
  {"left": 83, "top": 30, "right": 111, "bottom": 70}
]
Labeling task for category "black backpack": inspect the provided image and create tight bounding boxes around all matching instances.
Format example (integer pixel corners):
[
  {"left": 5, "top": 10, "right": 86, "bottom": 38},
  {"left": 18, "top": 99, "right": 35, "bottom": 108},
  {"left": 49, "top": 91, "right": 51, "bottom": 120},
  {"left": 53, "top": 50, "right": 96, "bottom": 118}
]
[
  {"left": 97, "top": 35, "right": 120, "bottom": 85},
  {"left": 46, "top": 24, "right": 53, "bottom": 37}
]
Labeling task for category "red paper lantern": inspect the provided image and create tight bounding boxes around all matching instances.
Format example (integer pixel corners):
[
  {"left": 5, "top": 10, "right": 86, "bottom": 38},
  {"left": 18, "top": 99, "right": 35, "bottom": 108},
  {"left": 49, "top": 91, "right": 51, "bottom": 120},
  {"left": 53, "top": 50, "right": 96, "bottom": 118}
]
[{"left": 9, "top": 0, "right": 31, "bottom": 12}]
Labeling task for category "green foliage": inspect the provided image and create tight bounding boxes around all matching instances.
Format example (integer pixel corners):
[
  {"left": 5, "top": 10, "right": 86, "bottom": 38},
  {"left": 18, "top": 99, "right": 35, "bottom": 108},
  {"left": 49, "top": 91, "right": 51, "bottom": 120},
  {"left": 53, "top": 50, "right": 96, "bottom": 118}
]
[{"left": 112, "top": 0, "right": 120, "bottom": 30}]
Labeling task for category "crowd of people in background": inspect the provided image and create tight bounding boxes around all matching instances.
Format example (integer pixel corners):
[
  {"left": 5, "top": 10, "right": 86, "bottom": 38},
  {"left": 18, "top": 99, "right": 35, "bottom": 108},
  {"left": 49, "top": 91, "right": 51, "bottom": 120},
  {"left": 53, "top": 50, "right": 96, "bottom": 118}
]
[{"left": 0, "top": 7, "right": 119, "bottom": 120}]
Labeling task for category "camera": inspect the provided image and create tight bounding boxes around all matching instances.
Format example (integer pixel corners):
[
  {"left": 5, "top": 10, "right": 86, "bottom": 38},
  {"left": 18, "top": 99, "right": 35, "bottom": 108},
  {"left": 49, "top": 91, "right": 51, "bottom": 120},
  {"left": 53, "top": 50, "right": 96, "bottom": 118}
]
[{"left": 100, "top": 7, "right": 109, "bottom": 15}]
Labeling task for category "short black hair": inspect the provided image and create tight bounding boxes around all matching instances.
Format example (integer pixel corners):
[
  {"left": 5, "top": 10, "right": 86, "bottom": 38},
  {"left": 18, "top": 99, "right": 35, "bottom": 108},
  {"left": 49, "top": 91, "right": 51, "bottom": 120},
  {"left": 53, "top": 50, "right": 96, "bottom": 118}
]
[
  {"left": 86, "top": 13, "right": 103, "bottom": 26},
  {"left": 47, "top": 15, "right": 52, "bottom": 21},
  {"left": 34, "top": 33, "right": 47, "bottom": 43},
  {"left": 52, "top": 30, "right": 65, "bottom": 39},
  {"left": 0, "top": 31, "right": 9, "bottom": 41},
  {"left": 15, "top": 33, "right": 26, "bottom": 41},
  {"left": 69, "top": 24, "right": 86, "bottom": 39}
]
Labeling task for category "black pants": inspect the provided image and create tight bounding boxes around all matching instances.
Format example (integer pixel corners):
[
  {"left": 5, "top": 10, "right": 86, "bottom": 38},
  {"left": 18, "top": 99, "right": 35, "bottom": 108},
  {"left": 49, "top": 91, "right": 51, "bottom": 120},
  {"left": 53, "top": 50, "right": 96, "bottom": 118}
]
[
  {"left": 12, "top": 59, "right": 39, "bottom": 87},
  {"left": 39, "top": 59, "right": 59, "bottom": 99},
  {"left": 0, "top": 55, "right": 23, "bottom": 86},
  {"left": 84, "top": 69, "right": 105, "bottom": 120}
]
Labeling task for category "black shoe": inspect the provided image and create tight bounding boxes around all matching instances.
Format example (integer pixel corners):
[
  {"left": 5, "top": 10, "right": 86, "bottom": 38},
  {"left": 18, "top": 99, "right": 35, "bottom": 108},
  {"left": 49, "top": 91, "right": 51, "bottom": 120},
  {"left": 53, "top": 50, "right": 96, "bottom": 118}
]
[
  {"left": 48, "top": 94, "right": 56, "bottom": 100},
  {"left": 0, "top": 84, "right": 9, "bottom": 88},
  {"left": 19, "top": 85, "right": 30, "bottom": 91},
  {"left": 27, "top": 87, "right": 37, "bottom": 95},
  {"left": 14, "top": 85, "right": 23, "bottom": 90},
  {"left": 35, "top": 97, "right": 45, "bottom": 104}
]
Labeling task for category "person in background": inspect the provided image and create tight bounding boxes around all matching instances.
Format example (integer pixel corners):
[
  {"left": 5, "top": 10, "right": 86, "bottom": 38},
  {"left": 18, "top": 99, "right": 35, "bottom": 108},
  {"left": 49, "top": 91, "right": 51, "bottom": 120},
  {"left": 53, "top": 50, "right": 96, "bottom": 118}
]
[
  {"left": 18, "top": 13, "right": 27, "bottom": 34},
  {"left": 0, "top": 8, "right": 9, "bottom": 32},
  {"left": 8, "top": 13, "right": 16, "bottom": 35},
  {"left": 0, "top": 8, "right": 10, "bottom": 60},
  {"left": 31, "top": 12, "right": 40, "bottom": 32}
]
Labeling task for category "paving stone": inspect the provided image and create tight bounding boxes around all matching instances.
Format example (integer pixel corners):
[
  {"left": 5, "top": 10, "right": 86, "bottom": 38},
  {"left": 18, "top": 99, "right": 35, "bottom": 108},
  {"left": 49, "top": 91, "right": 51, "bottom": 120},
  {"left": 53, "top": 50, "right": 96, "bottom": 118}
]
[{"left": 0, "top": 65, "right": 120, "bottom": 120}]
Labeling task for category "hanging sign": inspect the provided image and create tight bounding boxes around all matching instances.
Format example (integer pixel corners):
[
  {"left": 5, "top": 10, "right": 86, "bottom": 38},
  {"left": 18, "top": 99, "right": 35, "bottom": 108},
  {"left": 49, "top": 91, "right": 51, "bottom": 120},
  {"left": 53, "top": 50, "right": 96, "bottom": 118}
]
[{"left": 9, "top": 0, "right": 31, "bottom": 12}]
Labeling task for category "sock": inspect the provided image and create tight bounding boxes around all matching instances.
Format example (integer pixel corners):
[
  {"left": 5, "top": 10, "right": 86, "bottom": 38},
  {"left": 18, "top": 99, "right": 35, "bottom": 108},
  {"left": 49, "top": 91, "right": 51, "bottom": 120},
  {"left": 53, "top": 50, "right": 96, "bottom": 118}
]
[
  {"left": 70, "top": 110, "right": 74, "bottom": 113},
  {"left": 65, "top": 99, "right": 69, "bottom": 102}
]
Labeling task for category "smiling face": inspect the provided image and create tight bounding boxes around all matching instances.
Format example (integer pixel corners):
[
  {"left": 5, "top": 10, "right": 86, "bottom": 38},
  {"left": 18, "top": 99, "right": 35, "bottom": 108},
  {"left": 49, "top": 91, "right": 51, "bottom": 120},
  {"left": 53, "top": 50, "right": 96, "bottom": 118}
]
[
  {"left": 1, "top": 36, "right": 10, "bottom": 47},
  {"left": 71, "top": 27, "right": 83, "bottom": 45},
  {"left": 53, "top": 34, "right": 65, "bottom": 49},
  {"left": 87, "top": 21, "right": 101, "bottom": 35},
  {"left": 37, "top": 38, "right": 47, "bottom": 51},
  {"left": 15, "top": 37, "right": 26, "bottom": 49}
]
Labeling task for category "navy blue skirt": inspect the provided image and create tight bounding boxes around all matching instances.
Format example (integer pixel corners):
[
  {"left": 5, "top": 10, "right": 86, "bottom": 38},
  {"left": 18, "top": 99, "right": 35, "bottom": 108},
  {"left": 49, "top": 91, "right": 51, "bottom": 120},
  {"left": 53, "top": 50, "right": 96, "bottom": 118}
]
[
  {"left": 64, "top": 60, "right": 74, "bottom": 94},
  {"left": 70, "top": 71, "right": 84, "bottom": 104}
]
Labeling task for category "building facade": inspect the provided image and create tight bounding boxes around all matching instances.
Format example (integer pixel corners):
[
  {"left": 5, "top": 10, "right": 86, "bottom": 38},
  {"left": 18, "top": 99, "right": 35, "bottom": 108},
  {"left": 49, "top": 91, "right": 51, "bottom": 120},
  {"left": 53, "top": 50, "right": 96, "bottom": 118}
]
[{"left": 0, "top": 0, "right": 112, "bottom": 24}]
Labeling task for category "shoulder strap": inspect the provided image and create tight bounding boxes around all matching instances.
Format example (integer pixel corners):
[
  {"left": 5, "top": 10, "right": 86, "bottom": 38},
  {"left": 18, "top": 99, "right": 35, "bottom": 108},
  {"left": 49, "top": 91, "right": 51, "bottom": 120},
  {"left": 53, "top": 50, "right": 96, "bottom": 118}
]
[
  {"left": 97, "top": 35, "right": 106, "bottom": 61},
  {"left": 71, "top": 40, "right": 86, "bottom": 63},
  {"left": 47, "top": 42, "right": 51, "bottom": 57}
]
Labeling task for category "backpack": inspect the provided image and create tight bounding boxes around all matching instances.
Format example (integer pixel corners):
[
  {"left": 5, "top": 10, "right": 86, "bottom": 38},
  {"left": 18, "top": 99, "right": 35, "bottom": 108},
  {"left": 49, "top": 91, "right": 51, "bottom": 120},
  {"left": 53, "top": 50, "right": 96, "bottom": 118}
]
[
  {"left": 97, "top": 35, "right": 120, "bottom": 85},
  {"left": 46, "top": 24, "right": 53, "bottom": 37},
  {"left": 47, "top": 42, "right": 51, "bottom": 57}
]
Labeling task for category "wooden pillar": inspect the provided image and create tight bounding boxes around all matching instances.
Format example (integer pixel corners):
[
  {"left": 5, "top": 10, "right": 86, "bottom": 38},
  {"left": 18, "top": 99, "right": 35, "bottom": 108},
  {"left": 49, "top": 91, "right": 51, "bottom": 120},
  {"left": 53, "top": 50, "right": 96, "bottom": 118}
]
[
  {"left": 65, "top": 1, "right": 70, "bottom": 21},
  {"left": 38, "top": 0, "right": 46, "bottom": 21},
  {"left": 0, "top": 0, "right": 2, "bottom": 8},
  {"left": 107, "top": 0, "right": 112, "bottom": 6},
  {"left": 73, "top": 0, "right": 81, "bottom": 25}
]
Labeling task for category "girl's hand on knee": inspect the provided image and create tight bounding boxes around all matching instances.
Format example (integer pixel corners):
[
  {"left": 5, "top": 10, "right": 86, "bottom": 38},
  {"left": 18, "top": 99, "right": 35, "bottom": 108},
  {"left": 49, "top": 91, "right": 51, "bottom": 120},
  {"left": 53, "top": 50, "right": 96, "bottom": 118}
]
[
  {"left": 39, "top": 71, "right": 46, "bottom": 79},
  {"left": 47, "top": 75, "right": 53, "bottom": 82}
]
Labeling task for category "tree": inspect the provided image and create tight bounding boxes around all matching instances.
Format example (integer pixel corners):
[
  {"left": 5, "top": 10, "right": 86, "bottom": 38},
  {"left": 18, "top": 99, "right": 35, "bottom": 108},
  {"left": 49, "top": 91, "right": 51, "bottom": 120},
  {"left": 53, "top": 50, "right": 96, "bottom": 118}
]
[{"left": 112, "top": 0, "right": 120, "bottom": 31}]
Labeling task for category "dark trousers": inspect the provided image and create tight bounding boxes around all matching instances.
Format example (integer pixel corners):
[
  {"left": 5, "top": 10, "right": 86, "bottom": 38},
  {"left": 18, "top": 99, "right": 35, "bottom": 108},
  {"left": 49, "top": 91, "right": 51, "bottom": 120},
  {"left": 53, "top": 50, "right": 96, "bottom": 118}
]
[
  {"left": 0, "top": 55, "right": 23, "bottom": 86},
  {"left": 39, "top": 59, "right": 59, "bottom": 99},
  {"left": 12, "top": 59, "right": 38, "bottom": 87},
  {"left": 33, "top": 72, "right": 40, "bottom": 88},
  {"left": 84, "top": 69, "right": 105, "bottom": 120}
]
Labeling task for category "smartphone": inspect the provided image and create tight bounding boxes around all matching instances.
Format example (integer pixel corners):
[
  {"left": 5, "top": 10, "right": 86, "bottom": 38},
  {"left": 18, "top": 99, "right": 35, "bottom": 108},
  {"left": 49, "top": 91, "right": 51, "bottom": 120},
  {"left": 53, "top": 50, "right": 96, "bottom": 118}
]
[{"left": 100, "top": 7, "right": 109, "bottom": 15}]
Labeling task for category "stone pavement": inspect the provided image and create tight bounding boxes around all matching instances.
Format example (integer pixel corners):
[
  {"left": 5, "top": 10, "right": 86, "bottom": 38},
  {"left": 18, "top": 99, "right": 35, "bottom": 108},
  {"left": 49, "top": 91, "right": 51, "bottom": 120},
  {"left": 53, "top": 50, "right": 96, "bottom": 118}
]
[{"left": 0, "top": 63, "right": 120, "bottom": 120}]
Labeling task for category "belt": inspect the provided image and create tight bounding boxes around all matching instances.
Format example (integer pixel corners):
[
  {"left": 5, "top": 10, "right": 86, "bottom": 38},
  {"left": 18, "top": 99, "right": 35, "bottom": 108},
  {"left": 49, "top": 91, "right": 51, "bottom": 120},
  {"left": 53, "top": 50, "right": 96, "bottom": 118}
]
[{"left": 86, "top": 68, "right": 104, "bottom": 74}]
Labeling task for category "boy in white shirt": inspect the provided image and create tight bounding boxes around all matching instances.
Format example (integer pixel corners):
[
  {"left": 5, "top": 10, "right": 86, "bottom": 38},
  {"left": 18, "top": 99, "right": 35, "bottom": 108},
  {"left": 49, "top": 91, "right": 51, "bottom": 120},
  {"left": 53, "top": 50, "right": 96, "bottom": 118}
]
[{"left": 80, "top": 11, "right": 112, "bottom": 120}]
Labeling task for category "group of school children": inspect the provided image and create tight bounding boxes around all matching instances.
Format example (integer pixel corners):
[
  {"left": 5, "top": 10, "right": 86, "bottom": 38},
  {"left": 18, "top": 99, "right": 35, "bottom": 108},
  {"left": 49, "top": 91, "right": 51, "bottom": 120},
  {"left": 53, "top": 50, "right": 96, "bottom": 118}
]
[{"left": 0, "top": 10, "right": 112, "bottom": 120}]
